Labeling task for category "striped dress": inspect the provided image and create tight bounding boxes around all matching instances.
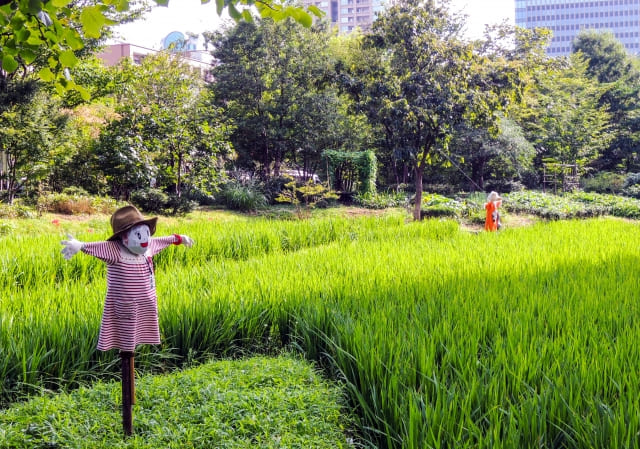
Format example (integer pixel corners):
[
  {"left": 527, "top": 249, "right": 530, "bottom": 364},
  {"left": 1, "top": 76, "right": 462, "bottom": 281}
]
[{"left": 82, "top": 236, "right": 178, "bottom": 352}]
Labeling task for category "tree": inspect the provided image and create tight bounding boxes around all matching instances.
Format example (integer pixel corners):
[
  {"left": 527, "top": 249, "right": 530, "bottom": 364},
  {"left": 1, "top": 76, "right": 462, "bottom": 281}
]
[
  {"left": 516, "top": 54, "right": 612, "bottom": 173},
  {"left": 350, "top": 0, "right": 531, "bottom": 220},
  {"left": 0, "top": 0, "right": 146, "bottom": 98},
  {"left": 451, "top": 115, "right": 536, "bottom": 192},
  {"left": 207, "top": 19, "right": 339, "bottom": 179},
  {"left": 93, "top": 53, "right": 233, "bottom": 200},
  {"left": 573, "top": 31, "right": 640, "bottom": 172},
  {"left": 0, "top": 84, "right": 70, "bottom": 203},
  {"left": 1, "top": 0, "right": 319, "bottom": 95}
]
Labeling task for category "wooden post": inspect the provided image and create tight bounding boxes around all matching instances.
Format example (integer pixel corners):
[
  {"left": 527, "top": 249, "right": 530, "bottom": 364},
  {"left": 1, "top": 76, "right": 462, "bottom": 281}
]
[{"left": 120, "top": 351, "right": 135, "bottom": 436}]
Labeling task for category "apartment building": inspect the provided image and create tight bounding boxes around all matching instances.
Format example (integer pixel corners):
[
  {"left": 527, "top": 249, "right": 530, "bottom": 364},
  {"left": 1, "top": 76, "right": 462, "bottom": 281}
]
[
  {"left": 302, "top": 0, "right": 388, "bottom": 32},
  {"left": 515, "top": 0, "right": 640, "bottom": 56}
]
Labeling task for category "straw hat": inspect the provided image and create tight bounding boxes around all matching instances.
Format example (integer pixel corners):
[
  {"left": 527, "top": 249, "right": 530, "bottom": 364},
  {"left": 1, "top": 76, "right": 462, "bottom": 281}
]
[
  {"left": 487, "top": 191, "right": 502, "bottom": 202},
  {"left": 107, "top": 205, "right": 157, "bottom": 241}
]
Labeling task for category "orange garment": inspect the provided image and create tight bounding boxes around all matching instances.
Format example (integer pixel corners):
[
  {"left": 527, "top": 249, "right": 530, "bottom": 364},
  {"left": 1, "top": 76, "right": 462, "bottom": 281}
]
[{"left": 484, "top": 200, "right": 502, "bottom": 231}]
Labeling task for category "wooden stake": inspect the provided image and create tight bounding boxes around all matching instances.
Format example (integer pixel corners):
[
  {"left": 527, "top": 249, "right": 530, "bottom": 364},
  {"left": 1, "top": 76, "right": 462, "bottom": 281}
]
[{"left": 120, "top": 351, "right": 135, "bottom": 436}]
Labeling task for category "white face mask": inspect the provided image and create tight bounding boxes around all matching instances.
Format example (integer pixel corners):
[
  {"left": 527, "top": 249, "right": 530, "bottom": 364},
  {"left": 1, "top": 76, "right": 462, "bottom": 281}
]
[{"left": 122, "top": 224, "right": 151, "bottom": 255}]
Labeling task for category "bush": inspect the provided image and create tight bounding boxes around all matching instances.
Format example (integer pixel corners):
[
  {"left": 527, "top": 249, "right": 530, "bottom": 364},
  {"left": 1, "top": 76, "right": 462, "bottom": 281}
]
[
  {"left": 36, "top": 192, "right": 119, "bottom": 215},
  {"left": 130, "top": 189, "right": 170, "bottom": 214},
  {"left": 354, "top": 191, "right": 408, "bottom": 209},
  {"left": 165, "top": 195, "right": 197, "bottom": 216},
  {"left": 582, "top": 172, "right": 626, "bottom": 194},
  {"left": 218, "top": 180, "right": 267, "bottom": 212},
  {"left": 0, "top": 203, "right": 34, "bottom": 219},
  {"left": 262, "top": 176, "right": 291, "bottom": 204}
]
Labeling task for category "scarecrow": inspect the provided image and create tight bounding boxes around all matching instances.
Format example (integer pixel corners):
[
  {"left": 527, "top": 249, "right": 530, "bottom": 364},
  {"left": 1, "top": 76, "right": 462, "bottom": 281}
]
[
  {"left": 484, "top": 191, "right": 502, "bottom": 232},
  {"left": 60, "top": 205, "right": 193, "bottom": 435}
]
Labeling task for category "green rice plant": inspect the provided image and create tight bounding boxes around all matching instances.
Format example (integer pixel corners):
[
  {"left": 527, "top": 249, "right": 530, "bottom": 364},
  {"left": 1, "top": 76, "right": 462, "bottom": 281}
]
[{"left": 4, "top": 213, "right": 640, "bottom": 449}]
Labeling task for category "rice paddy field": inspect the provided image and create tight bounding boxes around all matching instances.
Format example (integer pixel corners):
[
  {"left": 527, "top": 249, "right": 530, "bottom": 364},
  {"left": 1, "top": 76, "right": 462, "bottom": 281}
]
[{"left": 2, "top": 210, "right": 640, "bottom": 448}]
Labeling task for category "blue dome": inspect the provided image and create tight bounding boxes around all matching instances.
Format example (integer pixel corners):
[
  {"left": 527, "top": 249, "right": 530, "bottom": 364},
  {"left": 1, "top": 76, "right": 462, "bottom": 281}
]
[{"left": 162, "top": 31, "right": 186, "bottom": 50}]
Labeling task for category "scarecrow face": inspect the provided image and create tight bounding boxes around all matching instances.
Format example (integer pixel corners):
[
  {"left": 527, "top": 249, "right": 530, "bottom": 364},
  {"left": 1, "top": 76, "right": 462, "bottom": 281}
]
[{"left": 122, "top": 224, "right": 150, "bottom": 255}]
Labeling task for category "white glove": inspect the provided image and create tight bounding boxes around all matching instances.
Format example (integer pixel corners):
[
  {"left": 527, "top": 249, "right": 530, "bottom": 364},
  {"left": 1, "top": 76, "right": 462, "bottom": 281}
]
[
  {"left": 61, "top": 234, "right": 84, "bottom": 260},
  {"left": 181, "top": 235, "right": 194, "bottom": 248}
]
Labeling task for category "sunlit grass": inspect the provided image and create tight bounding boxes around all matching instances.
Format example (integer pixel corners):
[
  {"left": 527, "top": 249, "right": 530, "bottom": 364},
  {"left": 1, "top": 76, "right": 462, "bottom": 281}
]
[
  {"left": 0, "top": 356, "right": 352, "bottom": 449},
  {"left": 2, "top": 211, "right": 640, "bottom": 448}
]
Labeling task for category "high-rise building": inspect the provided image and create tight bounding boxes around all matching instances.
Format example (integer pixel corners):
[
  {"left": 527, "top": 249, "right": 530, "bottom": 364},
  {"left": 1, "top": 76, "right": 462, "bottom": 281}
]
[
  {"left": 515, "top": 0, "right": 640, "bottom": 56},
  {"left": 302, "top": 0, "right": 388, "bottom": 32}
]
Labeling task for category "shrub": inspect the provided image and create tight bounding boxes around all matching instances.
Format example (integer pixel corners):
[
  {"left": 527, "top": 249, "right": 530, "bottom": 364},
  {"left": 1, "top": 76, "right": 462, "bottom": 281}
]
[
  {"left": 219, "top": 180, "right": 267, "bottom": 212},
  {"left": 354, "top": 191, "right": 408, "bottom": 209},
  {"left": 165, "top": 194, "right": 197, "bottom": 216},
  {"left": 582, "top": 172, "right": 626, "bottom": 194},
  {"left": 130, "top": 189, "right": 170, "bottom": 214},
  {"left": 0, "top": 203, "right": 34, "bottom": 219},
  {"left": 38, "top": 192, "right": 94, "bottom": 215}
]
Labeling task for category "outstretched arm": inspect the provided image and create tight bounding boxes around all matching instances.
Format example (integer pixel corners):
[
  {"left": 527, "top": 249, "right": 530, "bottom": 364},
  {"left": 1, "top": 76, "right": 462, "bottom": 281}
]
[{"left": 60, "top": 234, "right": 84, "bottom": 260}]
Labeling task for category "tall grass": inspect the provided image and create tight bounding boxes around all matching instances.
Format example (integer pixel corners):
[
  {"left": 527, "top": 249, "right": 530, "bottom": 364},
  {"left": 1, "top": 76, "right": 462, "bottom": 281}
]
[{"left": 2, "top": 214, "right": 640, "bottom": 448}]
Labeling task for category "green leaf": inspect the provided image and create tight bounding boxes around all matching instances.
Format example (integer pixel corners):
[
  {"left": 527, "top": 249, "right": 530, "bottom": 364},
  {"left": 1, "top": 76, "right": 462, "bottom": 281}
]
[
  {"left": 51, "top": 0, "right": 72, "bottom": 6},
  {"left": 74, "top": 84, "right": 91, "bottom": 101},
  {"left": 18, "top": 49, "right": 37, "bottom": 64},
  {"left": 306, "top": 5, "right": 324, "bottom": 18},
  {"left": 2, "top": 55, "right": 18, "bottom": 73},
  {"left": 241, "top": 9, "right": 253, "bottom": 22},
  {"left": 115, "top": 0, "right": 129, "bottom": 12},
  {"left": 38, "top": 67, "right": 55, "bottom": 81},
  {"left": 16, "top": 27, "right": 30, "bottom": 41},
  {"left": 227, "top": 2, "right": 242, "bottom": 19},
  {"left": 215, "top": 0, "right": 224, "bottom": 15},
  {"left": 63, "top": 29, "right": 84, "bottom": 50},
  {"left": 154, "top": 0, "right": 169, "bottom": 5},
  {"left": 27, "top": 0, "right": 43, "bottom": 15},
  {"left": 59, "top": 50, "right": 78, "bottom": 68},
  {"left": 288, "top": 6, "right": 312, "bottom": 27},
  {"left": 80, "top": 6, "right": 107, "bottom": 38},
  {"left": 26, "top": 34, "right": 45, "bottom": 45}
]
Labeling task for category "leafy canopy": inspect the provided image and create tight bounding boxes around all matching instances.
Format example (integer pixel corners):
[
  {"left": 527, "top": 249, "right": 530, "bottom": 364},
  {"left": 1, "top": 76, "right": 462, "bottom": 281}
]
[{"left": 0, "top": 0, "right": 321, "bottom": 95}]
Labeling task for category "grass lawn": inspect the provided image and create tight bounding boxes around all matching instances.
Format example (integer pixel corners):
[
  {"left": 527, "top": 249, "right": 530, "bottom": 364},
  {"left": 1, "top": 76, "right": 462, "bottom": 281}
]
[{"left": 0, "top": 355, "right": 354, "bottom": 449}]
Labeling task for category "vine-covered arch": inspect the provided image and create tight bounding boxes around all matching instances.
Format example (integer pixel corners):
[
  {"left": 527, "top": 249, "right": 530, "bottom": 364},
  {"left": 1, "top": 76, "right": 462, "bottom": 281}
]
[{"left": 323, "top": 150, "right": 376, "bottom": 195}]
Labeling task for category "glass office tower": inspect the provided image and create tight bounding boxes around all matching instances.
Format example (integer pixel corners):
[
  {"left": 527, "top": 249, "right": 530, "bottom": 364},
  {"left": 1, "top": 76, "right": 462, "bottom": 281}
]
[{"left": 515, "top": 0, "right": 640, "bottom": 56}]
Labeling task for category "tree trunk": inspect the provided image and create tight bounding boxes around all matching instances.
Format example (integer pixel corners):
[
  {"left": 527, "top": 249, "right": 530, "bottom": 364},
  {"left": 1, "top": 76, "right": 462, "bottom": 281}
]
[
  {"left": 176, "top": 152, "right": 183, "bottom": 197},
  {"left": 413, "top": 167, "right": 423, "bottom": 221}
]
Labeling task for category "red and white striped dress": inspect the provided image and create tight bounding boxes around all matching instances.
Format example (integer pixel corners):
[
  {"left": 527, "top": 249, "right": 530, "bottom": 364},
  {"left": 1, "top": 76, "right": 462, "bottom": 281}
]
[{"left": 82, "top": 236, "right": 178, "bottom": 352}]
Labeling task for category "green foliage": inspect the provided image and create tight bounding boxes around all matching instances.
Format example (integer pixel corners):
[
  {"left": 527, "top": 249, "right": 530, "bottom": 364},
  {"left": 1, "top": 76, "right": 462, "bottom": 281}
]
[
  {"left": 0, "top": 86, "right": 71, "bottom": 204},
  {"left": 218, "top": 179, "right": 268, "bottom": 212},
  {"left": 4, "top": 214, "right": 640, "bottom": 447},
  {"left": 207, "top": 18, "right": 341, "bottom": 179},
  {"left": 352, "top": 0, "right": 539, "bottom": 219},
  {"left": 37, "top": 191, "right": 121, "bottom": 215},
  {"left": 275, "top": 176, "right": 338, "bottom": 218},
  {"left": 0, "top": 356, "right": 352, "bottom": 449},
  {"left": 505, "top": 190, "right": 640, "bottom": 219},
  {"left": 324, "top": 150, "right": 377, "bottom": 195},
  {"left": 354, "top": 191, "right": 408, "bottom": 209},
  {"left": 0, "top": 0, "right": 317, "bottom": 96},
  {"left": 516, "top": 53, "right": 612, "bottom": 169},
  {"left": 94, "top": 54, "right": 233, "bottom": 199},
  {"left": 130, "top": 188, "right": 170, "bottom": 214},
  {"left": 582, "top": 171, "right": 626, "bottom": 194}
]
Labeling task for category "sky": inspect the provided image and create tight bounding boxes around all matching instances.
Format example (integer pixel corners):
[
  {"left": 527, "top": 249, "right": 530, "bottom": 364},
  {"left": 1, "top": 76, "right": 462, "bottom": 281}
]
[{"left": 110, "top": 0, "right": 515, "bottom": 49}]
